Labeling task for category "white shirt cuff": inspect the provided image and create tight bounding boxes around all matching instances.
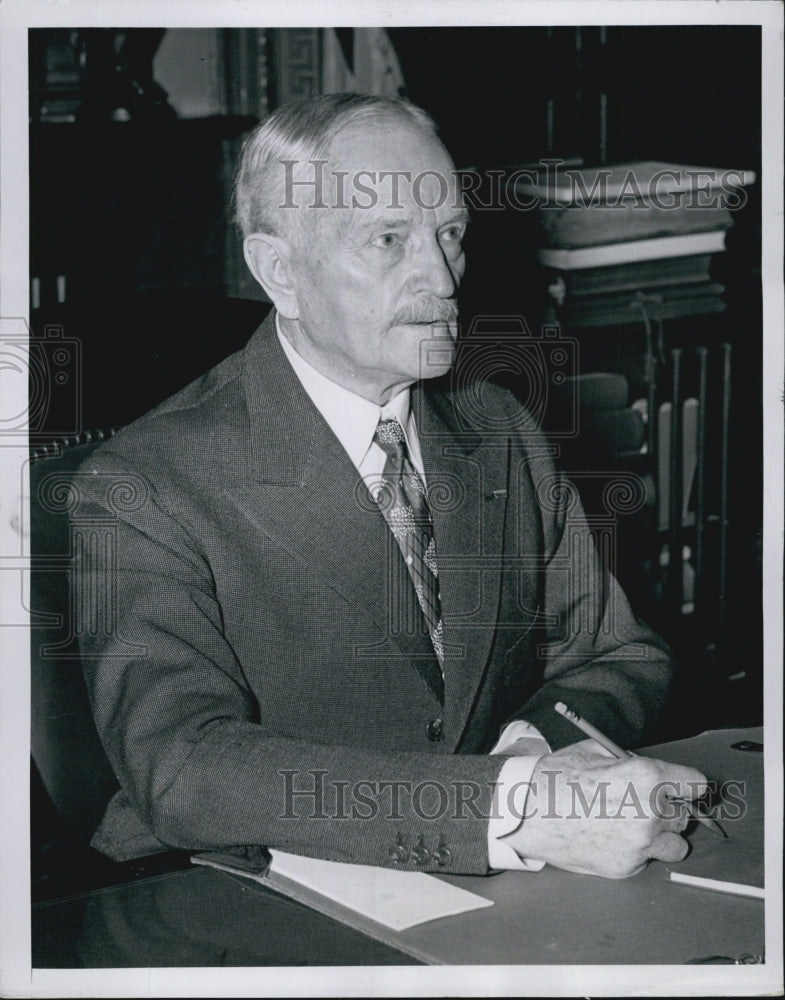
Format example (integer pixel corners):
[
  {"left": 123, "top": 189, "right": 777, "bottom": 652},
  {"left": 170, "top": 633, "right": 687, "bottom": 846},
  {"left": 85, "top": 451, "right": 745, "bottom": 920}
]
[
  {"left": 487, "top": 721, "right": 550, "bottom": 871},
  {"left": 490, "top": 719, "right": 550, "bottom": 756}
]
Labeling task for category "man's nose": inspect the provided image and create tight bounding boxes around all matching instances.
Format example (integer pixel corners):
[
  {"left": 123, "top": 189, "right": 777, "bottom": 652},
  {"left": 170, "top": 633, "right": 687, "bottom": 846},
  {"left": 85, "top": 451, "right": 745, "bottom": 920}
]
[{"left": 411, "top": 237, "right": 459, "bottom": 298}]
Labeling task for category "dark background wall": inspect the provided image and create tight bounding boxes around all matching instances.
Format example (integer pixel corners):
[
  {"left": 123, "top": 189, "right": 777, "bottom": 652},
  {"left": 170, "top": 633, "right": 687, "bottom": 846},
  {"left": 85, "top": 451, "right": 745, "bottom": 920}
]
[{"left": 391, "top": 27, "right": 760, "bottom": 171}]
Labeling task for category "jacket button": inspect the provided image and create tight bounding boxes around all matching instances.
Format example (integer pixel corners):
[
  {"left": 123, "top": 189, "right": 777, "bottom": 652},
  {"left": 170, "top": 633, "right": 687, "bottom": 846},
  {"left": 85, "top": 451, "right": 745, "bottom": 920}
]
[
  {"left": 426, "top": 717, "right": 444, "bottom": 742},
  {"left": 433, "top": 835, "right": 452, "bottom": 867},
  {"left": 410, "top": 835, "right": 430, "bottom": 866},
  {"left": 387, "top": 833, "right": 409, "bottom": 865},
  {"left": 434, "top": 845, "right": 452, "bottom": 867}
]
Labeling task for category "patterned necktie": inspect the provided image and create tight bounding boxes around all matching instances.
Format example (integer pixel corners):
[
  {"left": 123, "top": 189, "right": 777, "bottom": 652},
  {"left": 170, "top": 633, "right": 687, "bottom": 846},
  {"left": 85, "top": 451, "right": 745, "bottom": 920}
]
[{"left": 373, "top": 418, "right": 443, "bottom": 667}]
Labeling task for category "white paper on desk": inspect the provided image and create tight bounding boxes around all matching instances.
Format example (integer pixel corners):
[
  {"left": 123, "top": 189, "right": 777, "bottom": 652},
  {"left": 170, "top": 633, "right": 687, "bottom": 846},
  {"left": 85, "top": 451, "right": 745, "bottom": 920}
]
[{"left": 267, "top": 848, "right": 493, "bottom": 931}]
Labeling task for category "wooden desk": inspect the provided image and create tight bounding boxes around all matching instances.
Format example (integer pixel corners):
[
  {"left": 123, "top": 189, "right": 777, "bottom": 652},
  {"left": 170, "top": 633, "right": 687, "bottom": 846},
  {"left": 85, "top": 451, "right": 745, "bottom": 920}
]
[{"left": 32, "top": 728, "right": 765, "bottom": 968}]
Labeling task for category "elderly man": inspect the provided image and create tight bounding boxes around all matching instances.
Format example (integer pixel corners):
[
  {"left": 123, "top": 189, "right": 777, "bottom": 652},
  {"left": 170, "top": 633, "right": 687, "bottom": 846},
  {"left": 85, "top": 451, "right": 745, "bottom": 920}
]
[{"left": 78, "top": 93, "right": 707, "bottom": 878}]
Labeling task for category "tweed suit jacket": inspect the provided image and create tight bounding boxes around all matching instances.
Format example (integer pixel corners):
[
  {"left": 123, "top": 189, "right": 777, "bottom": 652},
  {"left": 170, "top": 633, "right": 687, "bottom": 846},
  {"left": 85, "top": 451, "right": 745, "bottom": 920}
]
[{"left": 77, "top": 310, "right": 673, "bottom": 872}]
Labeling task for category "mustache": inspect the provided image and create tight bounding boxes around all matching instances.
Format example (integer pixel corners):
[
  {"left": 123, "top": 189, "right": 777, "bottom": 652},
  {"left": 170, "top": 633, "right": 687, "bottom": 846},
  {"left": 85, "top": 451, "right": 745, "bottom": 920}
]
[{"left": 391, "top": 299, "right": 459, "bottom": 325}]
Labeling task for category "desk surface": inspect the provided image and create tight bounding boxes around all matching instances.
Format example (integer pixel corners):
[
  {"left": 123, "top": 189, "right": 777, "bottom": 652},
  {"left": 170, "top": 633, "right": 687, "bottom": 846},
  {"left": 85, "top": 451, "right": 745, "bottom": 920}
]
[{"left": 32, "top": 728, "right": 765, "bottom": 968}]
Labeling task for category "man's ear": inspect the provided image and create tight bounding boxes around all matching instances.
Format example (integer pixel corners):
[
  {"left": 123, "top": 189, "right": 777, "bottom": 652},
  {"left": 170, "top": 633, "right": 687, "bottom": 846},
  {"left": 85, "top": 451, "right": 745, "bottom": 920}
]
[{"left": 243, "top": 233, "right": 300, "bottom": 319}]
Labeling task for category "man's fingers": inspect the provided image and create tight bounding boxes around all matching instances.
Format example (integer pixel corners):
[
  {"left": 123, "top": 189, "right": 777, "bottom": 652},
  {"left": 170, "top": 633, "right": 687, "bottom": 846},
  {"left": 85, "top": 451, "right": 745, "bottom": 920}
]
[
  {"left": 650, "top": 788, "right": 696, "bottom": 830},
  {"left": 671, "top": 808, "right": 691, "bottom": 834},
  {"left": 649, "top": 830, "right": 690, "bottom": 864},
  {"left": 651, "top": 761, "right": 710, "bottom": 800}
]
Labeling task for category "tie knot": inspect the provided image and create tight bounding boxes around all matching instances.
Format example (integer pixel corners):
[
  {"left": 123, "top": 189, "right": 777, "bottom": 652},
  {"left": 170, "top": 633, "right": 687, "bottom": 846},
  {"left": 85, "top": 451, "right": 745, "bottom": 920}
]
[{"left": 374, "top": 418, "right": 407, "bottom": 459}]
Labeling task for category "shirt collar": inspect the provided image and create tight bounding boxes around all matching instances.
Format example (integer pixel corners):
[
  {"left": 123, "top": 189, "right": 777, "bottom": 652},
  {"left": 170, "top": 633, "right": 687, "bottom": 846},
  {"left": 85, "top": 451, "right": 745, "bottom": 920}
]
[{"left": 276, "top": 315, "right": 415, "bottom": 469}]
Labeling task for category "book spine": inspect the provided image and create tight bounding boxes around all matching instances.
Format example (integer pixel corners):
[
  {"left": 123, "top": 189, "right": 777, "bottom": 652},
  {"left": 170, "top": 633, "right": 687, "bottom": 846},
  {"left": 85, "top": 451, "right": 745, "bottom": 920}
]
[
  {"left": 563, "top": 253, "right": 714, "bottom": 295},
  {"left": 536, "top": 230, "right": 728, "bottom": 270},
  {"left": 537, "top": 206, "right": 733, "bottom": 248}
]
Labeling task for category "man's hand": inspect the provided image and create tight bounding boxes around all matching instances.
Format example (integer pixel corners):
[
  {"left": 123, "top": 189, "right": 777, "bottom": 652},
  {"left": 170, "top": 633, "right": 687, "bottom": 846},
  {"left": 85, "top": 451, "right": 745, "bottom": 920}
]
[{"left": 502, "top": 740, "right": 709, "bottom": 879}]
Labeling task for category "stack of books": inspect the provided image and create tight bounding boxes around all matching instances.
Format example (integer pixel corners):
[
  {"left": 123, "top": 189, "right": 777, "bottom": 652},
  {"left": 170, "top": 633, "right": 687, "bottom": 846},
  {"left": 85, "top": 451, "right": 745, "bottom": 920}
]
[{"left": 515, "top": 161, "right": 755, "bottom": 329}]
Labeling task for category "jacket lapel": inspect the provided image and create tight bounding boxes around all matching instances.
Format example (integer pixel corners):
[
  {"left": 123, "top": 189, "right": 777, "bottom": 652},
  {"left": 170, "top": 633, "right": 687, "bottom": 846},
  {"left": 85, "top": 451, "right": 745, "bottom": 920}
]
[
  {"left": 225, "top": 314, "right": 443, "bottom": 702},
  {"left": 415, "top": 385, "right": 513, "bottom": 748}
]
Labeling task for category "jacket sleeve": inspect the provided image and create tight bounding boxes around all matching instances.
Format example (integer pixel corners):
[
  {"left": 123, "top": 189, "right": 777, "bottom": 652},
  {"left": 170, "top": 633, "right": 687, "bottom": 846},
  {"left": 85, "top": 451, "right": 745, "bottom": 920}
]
[
  {"left": 502, "top": 407, "right": 674, "bottom": 751},
  {"left": 75, "top": 447, "right": 504, "bottom": 873}
]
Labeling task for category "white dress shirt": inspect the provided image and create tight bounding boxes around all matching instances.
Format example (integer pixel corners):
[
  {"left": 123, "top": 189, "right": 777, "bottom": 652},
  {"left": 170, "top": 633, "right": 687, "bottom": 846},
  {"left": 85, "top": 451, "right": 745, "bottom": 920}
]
[{"left": 277, "top": 321, "right": 548, "bottom": 870}]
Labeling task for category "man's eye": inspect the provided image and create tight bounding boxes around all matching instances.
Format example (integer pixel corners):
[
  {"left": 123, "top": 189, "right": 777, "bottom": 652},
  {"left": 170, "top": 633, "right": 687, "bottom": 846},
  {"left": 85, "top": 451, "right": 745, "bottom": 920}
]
[
  {"left": 439, "top": 224, "right": 466, "bottom": 244},
  {"left": 371, "top": 232, "right": 401, "bottom": 249}
]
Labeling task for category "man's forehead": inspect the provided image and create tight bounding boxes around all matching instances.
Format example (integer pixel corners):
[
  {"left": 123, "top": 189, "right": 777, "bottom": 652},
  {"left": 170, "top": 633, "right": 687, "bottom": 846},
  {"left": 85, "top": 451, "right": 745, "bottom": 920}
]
[
  {"left": 274, "top": 120, "right": 467, "bottom": 232},
  {"left": 328, "top": 126, "right": 465, "bottom": 220}
]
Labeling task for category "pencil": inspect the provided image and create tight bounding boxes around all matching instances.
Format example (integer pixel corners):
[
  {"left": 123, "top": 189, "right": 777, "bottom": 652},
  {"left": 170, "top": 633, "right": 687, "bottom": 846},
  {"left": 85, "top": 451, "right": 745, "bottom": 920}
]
[
  {"left": 554, "top": 701, "right": 629, "bottom": 757},
  {"left": 553, "top": 701, "right": 727, "bottom": 838}
]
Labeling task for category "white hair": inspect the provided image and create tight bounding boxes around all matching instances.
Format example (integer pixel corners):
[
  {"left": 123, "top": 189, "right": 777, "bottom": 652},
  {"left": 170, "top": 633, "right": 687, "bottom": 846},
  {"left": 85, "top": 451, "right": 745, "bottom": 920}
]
[{"left": 234, "top": 92, "right": 439, "bottom": 240}]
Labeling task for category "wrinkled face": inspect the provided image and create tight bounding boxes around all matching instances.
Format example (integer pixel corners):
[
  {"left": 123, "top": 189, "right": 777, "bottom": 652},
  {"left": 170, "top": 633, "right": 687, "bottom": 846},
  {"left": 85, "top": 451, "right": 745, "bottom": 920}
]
[{"left": 281, "top": 121, "right": 468, "bottom": 404}]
